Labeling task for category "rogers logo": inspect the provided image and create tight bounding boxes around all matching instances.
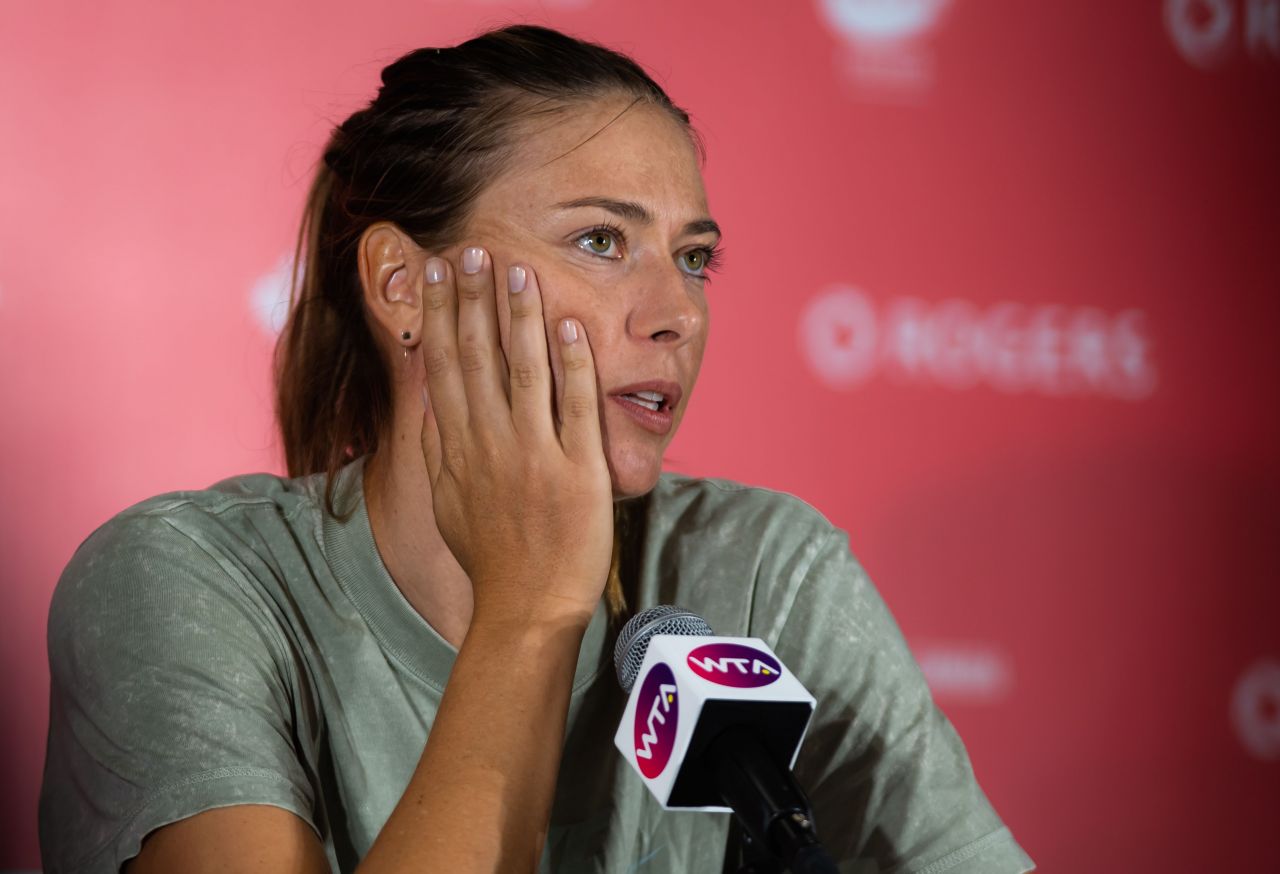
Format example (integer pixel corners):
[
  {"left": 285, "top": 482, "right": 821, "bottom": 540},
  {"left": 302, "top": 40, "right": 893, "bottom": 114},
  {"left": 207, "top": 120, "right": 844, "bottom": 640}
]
[
  {"left": 799, "top": 286, "right": 1157, "bottom": 399},
  {"left": 1164, "top": 0, "right": 1280, "bottom": 68},
  {"left": 800, "top": 287, "right": 878, "bottom": 387},
  {"left": 687, "top": 643, "right": 783, "bottom": 688},
  {"left": 1232, "top": 658, "right": 1280, "bottom": 761},
  {"left": 633, "top": 663, "right": 679, "bottom": 778},
  {"left": 1166, "top": 0, "right": 1235, "bottom": 66}
]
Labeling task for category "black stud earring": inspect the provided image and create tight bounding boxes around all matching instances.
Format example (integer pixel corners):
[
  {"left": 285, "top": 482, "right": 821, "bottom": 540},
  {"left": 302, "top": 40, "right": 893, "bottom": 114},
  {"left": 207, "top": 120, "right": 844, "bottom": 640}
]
[{"left": 401, "top": 331, "right": 411, "bottom": 341}]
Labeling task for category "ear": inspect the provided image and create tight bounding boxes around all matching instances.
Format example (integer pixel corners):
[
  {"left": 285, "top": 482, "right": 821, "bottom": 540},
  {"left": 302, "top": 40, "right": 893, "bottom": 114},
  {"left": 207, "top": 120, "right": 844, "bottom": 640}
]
[{"left": 358, "top": 221, "right": 423, "bottom": 348}]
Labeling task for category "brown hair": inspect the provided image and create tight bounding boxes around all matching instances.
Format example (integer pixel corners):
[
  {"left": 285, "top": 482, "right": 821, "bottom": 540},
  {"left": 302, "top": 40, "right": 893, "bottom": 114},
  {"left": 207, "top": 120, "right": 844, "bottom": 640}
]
[{"left": 273, "top": 25, "right": 693, "bottom": 618}]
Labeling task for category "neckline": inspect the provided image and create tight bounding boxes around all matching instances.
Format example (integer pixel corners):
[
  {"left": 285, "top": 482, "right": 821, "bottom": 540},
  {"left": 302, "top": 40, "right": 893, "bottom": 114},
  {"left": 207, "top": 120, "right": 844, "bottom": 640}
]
[{"left": 319, "top": 456, "right": 612, "bottom": 694}]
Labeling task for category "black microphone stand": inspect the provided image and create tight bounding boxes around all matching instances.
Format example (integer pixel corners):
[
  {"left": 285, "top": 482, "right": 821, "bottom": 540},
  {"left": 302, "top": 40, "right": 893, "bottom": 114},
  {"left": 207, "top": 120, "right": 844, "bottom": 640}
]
[{"left": 710, "top": 726, "right": 839, "bottom": 874}]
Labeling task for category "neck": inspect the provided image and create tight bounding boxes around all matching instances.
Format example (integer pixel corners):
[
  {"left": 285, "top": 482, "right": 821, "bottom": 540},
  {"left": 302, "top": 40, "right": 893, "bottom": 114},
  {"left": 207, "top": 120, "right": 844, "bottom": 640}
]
[{"left": 363, "top": 413, "right": 474, "bottom": 649}]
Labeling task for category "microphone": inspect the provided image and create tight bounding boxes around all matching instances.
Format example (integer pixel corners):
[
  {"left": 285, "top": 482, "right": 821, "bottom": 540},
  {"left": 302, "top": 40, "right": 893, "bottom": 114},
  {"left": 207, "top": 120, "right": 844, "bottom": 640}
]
[{"left": 612, "top": 606, "right": 839, "bottom": 874}]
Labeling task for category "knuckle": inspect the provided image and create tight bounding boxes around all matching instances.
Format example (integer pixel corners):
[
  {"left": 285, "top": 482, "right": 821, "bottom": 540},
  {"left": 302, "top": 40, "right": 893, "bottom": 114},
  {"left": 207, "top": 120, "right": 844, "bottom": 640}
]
[
  {"left": 458, "top": 343, "right": 488, "bottom": 374},
  {"left": 423, "top": 346, "right": 452, "bottom": 376},
  {"left": 458, "top": 278, "right": 486, "bottom": 302},
  {"left": 424, "top": 287, "right": 451, "bottom": 311},
  {"left": 563, "top": 355, "right": 591, "bottom": 373},
  {"left": 562, "top": 393, "right": 595, "bottom": 419},
  {"left": 440, "top": 434, "right": 468, "bottom": 471},
  {"left": 476, "top": 431, "right": 504, "bottom": 464},
  {"left": 511, "top": 362, "right": 539, "bottom": 389},
  {"left": 508, "top": 300, "right": 539, "bottom": 320}
]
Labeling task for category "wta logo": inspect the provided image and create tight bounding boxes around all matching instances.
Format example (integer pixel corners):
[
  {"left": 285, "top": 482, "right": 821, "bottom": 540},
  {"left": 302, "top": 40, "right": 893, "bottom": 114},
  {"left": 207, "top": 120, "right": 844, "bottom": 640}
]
[
  {"left": 687, "top": 643, "right": 783, "bottom": 688},
  {"left": 633, "top": 663, "right": 679, "bottom": 778}
]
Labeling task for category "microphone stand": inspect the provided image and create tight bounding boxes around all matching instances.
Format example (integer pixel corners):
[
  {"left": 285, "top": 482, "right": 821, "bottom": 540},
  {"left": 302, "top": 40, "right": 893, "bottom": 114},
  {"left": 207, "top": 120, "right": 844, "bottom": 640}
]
[{"left": 710, "top": 726, "right": 839, "bottom": 874}]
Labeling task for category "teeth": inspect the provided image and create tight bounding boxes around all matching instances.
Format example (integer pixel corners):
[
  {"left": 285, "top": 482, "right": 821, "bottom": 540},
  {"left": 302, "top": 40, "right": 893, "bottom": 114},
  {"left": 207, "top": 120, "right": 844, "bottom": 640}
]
[
  {"left": 623, "top": 394, "right": 661, "bottom": 411},
  {"left": 633, "top": 390, "right": 665, "bottom": 402}
]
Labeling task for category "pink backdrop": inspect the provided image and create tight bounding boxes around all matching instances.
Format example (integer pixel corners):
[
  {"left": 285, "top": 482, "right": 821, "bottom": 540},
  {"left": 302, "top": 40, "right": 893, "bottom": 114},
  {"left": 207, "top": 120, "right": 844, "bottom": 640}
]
[{"left": 3, "top": 1, "right": 1278, "bottom": 870}]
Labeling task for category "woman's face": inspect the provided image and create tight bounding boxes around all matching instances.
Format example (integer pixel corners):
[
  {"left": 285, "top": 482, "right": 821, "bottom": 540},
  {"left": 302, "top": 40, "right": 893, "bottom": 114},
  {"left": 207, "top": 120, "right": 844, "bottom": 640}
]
[{"left": 456, "top": 98, "right": 719, "bottom": 499}]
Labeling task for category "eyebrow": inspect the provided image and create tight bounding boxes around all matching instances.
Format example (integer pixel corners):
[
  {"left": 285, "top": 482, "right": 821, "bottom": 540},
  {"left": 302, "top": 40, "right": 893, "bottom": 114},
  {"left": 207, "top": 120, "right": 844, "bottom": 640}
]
[{"left": 554, "top": 196, "right": 721, "bottom": 239}]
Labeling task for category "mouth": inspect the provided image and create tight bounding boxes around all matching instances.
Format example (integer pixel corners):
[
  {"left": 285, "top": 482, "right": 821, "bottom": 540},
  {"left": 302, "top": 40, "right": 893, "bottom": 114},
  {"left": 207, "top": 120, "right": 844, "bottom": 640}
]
[{"left": 608, "top": 380, "right": 683, "bottom": 436}]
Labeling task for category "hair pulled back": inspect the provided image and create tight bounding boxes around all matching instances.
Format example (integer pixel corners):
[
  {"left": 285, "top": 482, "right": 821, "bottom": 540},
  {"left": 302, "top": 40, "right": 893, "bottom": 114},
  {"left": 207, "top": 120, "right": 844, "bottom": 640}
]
[{"left": 274, "top": 25, "right": 693, "bottom": 616}]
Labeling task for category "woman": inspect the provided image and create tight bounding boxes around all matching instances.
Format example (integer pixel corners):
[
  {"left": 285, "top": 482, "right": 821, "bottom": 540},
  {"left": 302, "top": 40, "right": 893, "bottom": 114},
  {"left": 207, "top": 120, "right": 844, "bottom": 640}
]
[{"left": 39, "top": 25, "right": 1034, "bottom": 874}]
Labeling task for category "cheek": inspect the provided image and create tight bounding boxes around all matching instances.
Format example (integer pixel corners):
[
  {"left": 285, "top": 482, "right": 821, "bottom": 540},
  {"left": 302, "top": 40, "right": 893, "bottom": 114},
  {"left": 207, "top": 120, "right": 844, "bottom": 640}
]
[{"left": 534, "top": 264, "right": 609, "bottom": 342}]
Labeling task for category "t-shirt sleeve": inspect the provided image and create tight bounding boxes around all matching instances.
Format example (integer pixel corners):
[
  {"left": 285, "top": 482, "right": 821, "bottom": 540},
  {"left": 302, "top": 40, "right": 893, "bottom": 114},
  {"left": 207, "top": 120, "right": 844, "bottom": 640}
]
[
  {"left": 39, "top": 512, "right": 318, "bottom": 873},
  {"left": 766, "top": 523, "right": 1035, "bottom": 874}
]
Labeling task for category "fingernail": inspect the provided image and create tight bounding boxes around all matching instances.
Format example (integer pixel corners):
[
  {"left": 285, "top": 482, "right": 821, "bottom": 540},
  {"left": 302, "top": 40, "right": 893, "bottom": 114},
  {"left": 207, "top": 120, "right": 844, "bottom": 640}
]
[
  {"left": 462, "top": 247, "right": 484, "bottom": 275},
  {"left": 508, "top": 265, "right": 527, "bottom": 294},
  {"left": 559, "top": 319, "right": 578, "bottom": 344},
  {"left": 425, "top": 258, "right": 446, "bottom": 284},
  {"left": 421, "top": 382, "right": 431, "bottom": 411}
]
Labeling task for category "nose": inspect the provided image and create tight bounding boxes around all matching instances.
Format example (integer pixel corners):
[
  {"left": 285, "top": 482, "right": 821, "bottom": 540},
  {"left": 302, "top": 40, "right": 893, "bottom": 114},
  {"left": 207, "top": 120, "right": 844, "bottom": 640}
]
[{"left": 625, "top": 259, "right": 707, "bottom": 346}]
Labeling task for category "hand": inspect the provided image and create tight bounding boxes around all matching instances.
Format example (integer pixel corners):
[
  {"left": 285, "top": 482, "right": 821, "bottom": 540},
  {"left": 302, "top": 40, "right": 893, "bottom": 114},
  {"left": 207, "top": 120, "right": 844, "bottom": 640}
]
[{"left": 417, "top": 247, "right": 614, "bottom": 627}]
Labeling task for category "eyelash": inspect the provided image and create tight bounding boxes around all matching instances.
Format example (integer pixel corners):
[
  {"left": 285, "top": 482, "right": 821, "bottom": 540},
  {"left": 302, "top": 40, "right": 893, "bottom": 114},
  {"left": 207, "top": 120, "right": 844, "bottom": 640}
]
[{"left": 574, "top": 222, "right": 724, "bottom": 280}]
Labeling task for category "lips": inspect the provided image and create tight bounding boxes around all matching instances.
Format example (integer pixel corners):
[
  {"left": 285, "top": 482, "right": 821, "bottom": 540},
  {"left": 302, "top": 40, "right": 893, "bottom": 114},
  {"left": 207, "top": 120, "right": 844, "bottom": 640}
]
[{"left": 608, "top": 380, "right": 683, "bottom": 436}]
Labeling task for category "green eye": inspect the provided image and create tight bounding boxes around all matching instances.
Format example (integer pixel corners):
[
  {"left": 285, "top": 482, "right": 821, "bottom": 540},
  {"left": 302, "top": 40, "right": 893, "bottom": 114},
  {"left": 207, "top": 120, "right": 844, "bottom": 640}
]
[
  {"left": 680, "top": 247, "right": 721, "bottom": 278},
  {"left": 682, "top": 250, "right": 706, "bottom": 272},
  {"left": 577, "top": 230, "right": 619, "bottom": 257}
]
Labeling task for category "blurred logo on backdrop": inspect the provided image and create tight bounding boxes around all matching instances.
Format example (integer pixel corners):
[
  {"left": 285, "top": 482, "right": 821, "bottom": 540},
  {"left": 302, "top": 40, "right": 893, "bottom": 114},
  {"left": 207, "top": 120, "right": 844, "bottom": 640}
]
[
  {"left": 817, "top": 0, "right": 952, "bottom": 99},
  {"left": 799, "top": 285, "right": 1157, "bottom": 398},
  {"left": 251, "top": 254, "right": 295, "bottom": 336},
  {"left": 1232, "top": 658, "right": 1280, "bottom": 760},
  {"left": 915, "top": 642, "right": 1012, "bottom": 702},
  {"left": 456, "top": 0, "right": 591, "bottom": 5},
  {"left": 1164, "top": 0, "right": 1280, "bottom": 68}
]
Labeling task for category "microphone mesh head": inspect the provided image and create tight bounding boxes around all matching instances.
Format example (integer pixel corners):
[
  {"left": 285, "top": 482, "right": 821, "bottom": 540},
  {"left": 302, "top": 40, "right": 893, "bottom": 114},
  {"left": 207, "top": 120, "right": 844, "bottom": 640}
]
[{"left": 614, "top": 605, "right": 714, "bottom": 692}]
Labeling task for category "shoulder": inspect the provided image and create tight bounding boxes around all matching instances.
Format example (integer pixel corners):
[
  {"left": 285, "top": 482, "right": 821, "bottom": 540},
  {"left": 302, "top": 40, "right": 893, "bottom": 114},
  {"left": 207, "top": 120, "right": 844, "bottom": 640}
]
[
  {"left": 61, "top": 467, "right": 327, "bottom": 577},
  {"left": 43, "top": 470, "right": 331, "bottom": 874},
  {"left": 638, "top": 473, "right": 854, "bottom": 641},
  {"left": 645, "top": 471, "right": 839, "bottom": 547},
  {"left": 49, "top": 468, "right": 329, "bottom": 672},
  {"left": 86, "top": 467, "right": 325, "bottom": 548},
  {"left": 642, "top": 478, "right": 1036, "bottom": 873}
]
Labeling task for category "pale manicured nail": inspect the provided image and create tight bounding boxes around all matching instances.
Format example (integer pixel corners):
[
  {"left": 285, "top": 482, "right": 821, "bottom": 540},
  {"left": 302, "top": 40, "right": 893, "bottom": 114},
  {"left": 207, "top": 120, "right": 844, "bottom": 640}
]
[
  {"left": 462, "top": 247, "right": 484, "bottom": 275},
  {"left": 508, "top": 265, "right": 527, "bottom": 294},
  {"left": 559, "top": 319, "right": 578, "bottom": 344},
  {"left": 421, "top": 382, "right": 430, "bottom": 411},
  {"left": 425, "top": 258, "right": 446, "bottom": 284}
]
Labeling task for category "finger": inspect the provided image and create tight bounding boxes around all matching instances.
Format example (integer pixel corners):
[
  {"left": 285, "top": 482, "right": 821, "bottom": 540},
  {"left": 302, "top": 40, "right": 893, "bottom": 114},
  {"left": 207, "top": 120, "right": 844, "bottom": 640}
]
[
  {"left": 454, "top": 246, "right": 511, "bottom": 417},
  {"left": 506, "top": 264, "right": 555, "bottom": 439},
  {"left": 419, "top": 380, "right": 443, "bottom": 486},
  {"left": 418, "top": 256, "right": 469, "bottom": 452},
  {"left": 554, "top": 317, "right": 604, "bottom": 463}
]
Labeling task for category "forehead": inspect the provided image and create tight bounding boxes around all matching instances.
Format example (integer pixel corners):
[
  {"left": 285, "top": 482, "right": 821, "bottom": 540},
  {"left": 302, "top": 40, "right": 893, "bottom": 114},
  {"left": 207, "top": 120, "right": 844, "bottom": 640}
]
[{"left": 477, "top": 98, "right": 708, "bottom": 223}]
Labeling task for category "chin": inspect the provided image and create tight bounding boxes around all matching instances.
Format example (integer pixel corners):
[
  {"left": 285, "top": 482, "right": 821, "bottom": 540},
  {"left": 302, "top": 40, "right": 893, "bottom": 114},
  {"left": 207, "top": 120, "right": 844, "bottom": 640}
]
[
  {"left": 600, "top": 402, "right": 679, "bottom": 500},
  {"left": 606, "top": 444, "right": 666, "bottom": 501}
]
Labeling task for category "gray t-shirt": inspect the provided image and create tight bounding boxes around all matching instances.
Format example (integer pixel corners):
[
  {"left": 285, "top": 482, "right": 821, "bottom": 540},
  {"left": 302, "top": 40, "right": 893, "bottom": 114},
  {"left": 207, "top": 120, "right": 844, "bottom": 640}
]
[{"left": 40, "top": 456, "right": 1034, "bottom": 873}]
